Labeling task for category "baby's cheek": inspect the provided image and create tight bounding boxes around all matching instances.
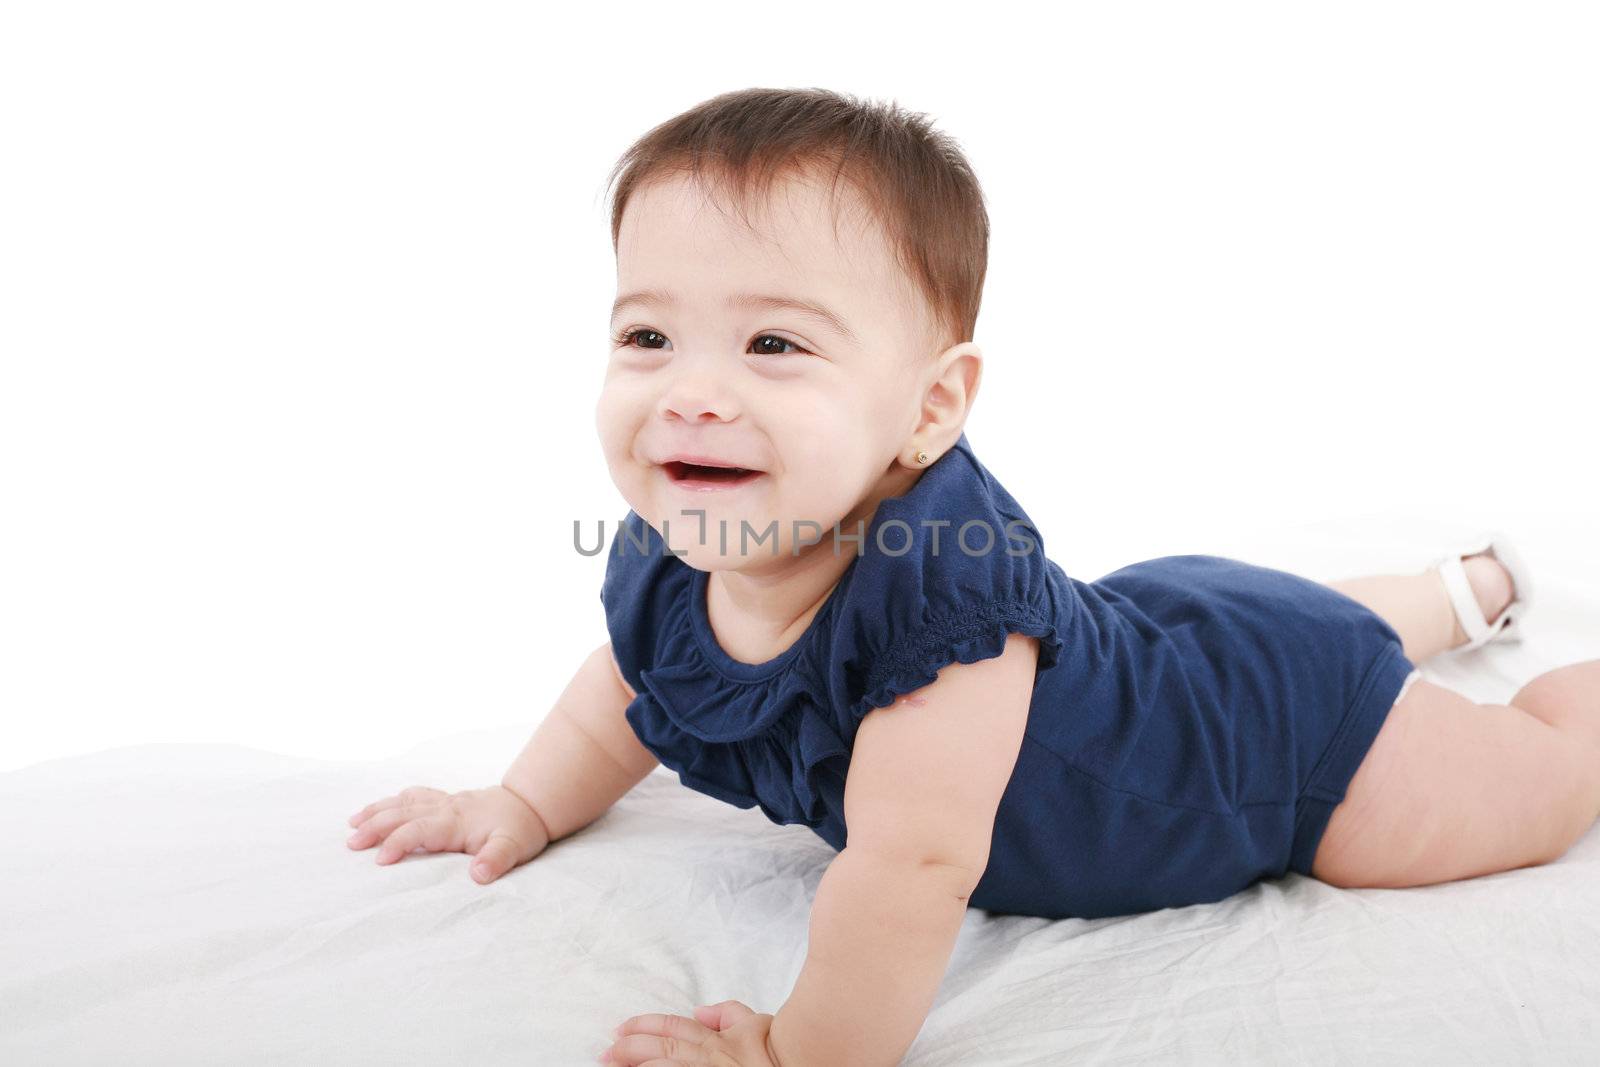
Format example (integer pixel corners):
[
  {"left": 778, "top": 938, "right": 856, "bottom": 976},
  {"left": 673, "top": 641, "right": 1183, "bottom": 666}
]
[{"left": 894, "top": 693, "right": 928, "bottom": 707}]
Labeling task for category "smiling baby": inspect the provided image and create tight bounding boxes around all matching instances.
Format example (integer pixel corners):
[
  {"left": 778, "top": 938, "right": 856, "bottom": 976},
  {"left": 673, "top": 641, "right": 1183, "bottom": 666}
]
[{"left": 348, "top": 87, "right": 1600, "bottom": 1067}]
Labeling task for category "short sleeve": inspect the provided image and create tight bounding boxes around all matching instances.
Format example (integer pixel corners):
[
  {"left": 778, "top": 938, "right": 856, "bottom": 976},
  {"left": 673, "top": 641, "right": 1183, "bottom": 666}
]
[
  {"left": 821, "top": 437, "right": 1064, "bottom": 742},
  {"left": 598, "top": 510, "right": 691, "bottom": 696}
]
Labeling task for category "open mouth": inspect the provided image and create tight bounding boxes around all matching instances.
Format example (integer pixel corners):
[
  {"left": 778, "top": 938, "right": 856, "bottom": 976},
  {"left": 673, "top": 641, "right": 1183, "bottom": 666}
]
[{"left": 662, "top": 461, "right": 765, "bottom": 487}]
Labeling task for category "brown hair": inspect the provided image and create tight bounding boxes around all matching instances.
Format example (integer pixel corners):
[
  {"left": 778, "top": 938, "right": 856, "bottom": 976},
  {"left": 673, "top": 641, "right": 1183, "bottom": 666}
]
[{"left": 603, "top": 87, "right": 989, "bottom": 357}]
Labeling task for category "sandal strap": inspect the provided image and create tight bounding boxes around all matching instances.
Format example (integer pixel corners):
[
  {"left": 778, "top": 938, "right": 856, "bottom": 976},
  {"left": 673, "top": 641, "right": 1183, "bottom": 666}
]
[{"left": 1437, "top": 554, "right": 1494, "bottom": 649}]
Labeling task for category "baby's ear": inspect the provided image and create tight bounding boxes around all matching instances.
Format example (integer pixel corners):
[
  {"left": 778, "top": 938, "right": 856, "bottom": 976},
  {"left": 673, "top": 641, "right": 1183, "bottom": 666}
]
[{"left": 921, "top": 342, "right": 983, "bottom": 432}]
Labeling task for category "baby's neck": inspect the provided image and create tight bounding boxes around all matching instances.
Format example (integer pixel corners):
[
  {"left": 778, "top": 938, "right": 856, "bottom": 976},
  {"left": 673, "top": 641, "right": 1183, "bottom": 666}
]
[
  {"left": 703, "top": 549, "right": 845, "bottom": 666},
  {"left": 701, "top": 460, "right": 924, "bottom": 665}
]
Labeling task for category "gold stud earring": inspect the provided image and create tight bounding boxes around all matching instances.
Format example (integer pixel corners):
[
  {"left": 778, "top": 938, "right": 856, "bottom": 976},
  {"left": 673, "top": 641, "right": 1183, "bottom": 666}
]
[{"left": 915, "top": 449, "right": 930, "bottom": 465}]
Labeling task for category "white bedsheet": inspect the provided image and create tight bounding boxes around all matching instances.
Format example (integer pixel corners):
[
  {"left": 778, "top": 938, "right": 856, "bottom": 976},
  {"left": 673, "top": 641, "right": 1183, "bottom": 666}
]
[{"left": 5, "top": 516, "right": 1600, "bottom": 1064}]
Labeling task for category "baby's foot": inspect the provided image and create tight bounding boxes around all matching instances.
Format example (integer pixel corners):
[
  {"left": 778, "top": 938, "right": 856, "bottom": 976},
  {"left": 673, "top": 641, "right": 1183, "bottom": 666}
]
[{"left": 1446, "top": 553, "right": 1515, "bottom": 647}]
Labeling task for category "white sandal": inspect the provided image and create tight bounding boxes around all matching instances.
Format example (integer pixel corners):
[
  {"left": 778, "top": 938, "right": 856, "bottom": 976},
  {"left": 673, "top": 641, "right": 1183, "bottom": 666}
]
[{"left": 1430, "top": 529, "right": 1535, "bottom": 653}]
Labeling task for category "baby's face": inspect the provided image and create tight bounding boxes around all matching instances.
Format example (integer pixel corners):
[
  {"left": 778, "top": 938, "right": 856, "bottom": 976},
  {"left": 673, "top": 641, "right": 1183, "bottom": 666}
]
[{"left": 596, "top": 170, "right": 941, "bottom": 571}]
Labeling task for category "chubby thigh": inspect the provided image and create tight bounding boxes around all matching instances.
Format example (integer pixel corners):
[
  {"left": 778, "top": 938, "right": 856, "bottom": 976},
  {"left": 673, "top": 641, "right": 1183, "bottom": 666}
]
[{"left": 1310, "top": 678, "right": 1597, "bottom": 888}]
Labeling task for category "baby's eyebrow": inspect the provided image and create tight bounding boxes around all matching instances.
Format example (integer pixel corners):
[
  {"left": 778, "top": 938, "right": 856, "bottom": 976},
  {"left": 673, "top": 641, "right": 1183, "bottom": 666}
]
[{"left": 610, "top": 288, "right": 860, "bottom": 346}]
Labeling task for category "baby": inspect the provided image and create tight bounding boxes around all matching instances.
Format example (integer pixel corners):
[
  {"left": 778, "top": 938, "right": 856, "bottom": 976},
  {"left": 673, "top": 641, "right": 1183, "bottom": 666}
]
[{"left": 346, "top": 88, "right": 1600, "bottom": 1067}]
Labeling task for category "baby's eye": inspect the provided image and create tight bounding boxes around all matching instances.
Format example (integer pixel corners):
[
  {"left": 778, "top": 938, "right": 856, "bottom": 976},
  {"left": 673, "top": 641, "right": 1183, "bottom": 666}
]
[
  {"left": 610, "top": 329, "right": 811, "bottom": 358},
  {"left": 613, "top": 328, "right": 670, "bottom": 350},
  {"left": 750, "top": 334, "right": 809, "bottom": 357}
]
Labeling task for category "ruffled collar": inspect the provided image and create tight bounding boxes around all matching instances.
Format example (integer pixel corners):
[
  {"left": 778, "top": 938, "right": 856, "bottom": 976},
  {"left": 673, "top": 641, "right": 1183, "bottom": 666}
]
[{"left": 637, "top": 559, "right": 856, "bottom": 744}]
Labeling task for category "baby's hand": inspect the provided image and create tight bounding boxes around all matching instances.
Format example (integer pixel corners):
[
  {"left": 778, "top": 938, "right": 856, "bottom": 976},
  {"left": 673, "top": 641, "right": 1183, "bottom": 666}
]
[{"left": 345, "top": 784, "right": 551, "bottom": 884}]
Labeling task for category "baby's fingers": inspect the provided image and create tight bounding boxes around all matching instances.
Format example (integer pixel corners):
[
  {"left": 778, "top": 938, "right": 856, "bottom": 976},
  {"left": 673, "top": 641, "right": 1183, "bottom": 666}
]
[
  {"left": 470, "top": 831, "right": 525, "bottom": 884},
  {"left": 373, "top": 814, "right": 462, "bottom": 865},
  {"left": 348, "top": 803, "right": 381, "bottom": 828},
  {"left": 348, "top": 785, "right": 448, "bottom": 827},
  {"left": 346, "top": 803, "right": 432, "bottom": 849}
]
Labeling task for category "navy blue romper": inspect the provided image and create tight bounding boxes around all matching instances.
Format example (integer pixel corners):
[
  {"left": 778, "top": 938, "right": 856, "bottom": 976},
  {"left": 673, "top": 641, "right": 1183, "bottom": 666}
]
[{"left": 600, "top": 431, "right": 1417, "bottom": 920}]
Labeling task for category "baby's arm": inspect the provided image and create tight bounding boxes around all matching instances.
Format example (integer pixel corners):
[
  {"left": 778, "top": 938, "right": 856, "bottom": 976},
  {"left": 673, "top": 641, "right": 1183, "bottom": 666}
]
[
  {"left": 767, "top": 633, "right": 1040, "bottom": 1067},
  {"left": 500, "top": 641, "right": 658, "bottom": 844}
]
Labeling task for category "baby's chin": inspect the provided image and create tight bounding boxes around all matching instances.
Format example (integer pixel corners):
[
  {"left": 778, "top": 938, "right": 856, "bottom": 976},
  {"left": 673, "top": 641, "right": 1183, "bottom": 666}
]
[
  {"left": 645, "top": 510, "right": 850, "bottom": 571},
  {"left": 678, "top": 550, "right": 852, "bottom": 586},
  {"left": 636, "top": 479, "right": 864, "bottom": 560}
]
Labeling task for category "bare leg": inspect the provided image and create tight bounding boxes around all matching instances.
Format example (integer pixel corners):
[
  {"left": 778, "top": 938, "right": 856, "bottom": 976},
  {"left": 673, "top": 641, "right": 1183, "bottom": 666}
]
[
  {"left": 1509, "top": 661, "right": 1600, "bottom": 758},
  {"left": 1311, "top": 669, "right": 1600, "bottom": 889},
  {"left": 1325, "top": 556, "right": 1514, "bottom": 664},
  {"left": 1308, "top": 558, "right": 1600, "bottom": 890}
]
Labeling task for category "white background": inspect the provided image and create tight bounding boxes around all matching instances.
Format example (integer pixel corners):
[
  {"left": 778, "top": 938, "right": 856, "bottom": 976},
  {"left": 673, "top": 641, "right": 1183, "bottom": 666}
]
[{"left": 2, "top": 1, "right": 1595, "bottom": 772}]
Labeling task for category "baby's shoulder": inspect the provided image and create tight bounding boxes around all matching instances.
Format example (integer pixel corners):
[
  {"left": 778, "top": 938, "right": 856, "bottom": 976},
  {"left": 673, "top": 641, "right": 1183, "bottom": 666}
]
[
  {"left": 822, "top": 434, "right": 1064, "bottom": 732},
  {"left": 838, "top": 433, "right": 1053, "bottom": 627}
]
